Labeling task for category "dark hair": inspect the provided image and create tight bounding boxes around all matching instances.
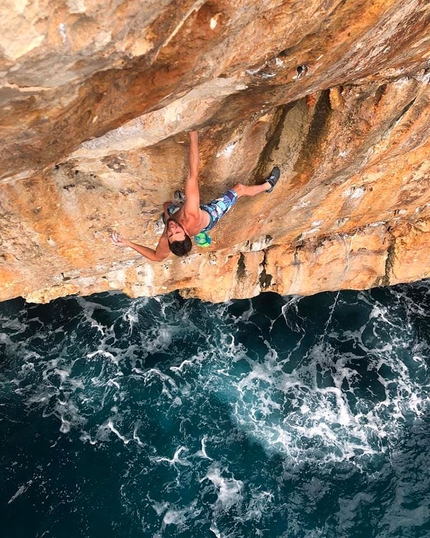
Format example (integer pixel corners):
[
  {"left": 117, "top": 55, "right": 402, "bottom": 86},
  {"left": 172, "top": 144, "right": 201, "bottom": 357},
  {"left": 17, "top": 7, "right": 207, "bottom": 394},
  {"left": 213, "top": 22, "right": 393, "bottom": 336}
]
[{"left": 169, "top": 235, "right": 192, "bottom": 256}]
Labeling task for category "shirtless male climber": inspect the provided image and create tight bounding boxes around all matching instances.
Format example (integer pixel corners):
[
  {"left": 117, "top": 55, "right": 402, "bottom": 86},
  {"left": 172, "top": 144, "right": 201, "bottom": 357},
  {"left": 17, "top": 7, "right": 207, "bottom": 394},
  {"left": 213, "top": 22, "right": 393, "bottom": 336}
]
[{"left": 111, "top": 131, "right": 280, "bottom": 261}]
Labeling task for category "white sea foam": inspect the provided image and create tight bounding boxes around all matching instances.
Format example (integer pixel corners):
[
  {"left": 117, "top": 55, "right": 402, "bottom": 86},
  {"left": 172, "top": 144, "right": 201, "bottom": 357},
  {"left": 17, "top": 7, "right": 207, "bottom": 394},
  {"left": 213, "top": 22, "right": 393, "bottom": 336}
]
[
  {"left": 2, "top": 283, "right": 430, "bottom": 538},
  {"left": 8, "top": 480, "right": 33, "bottom": 504},
  {"left": 2, "top": 283, "right": 430, "bottom": 522},
  {"left": 195, "top": 436, "right": 213, "bottom": 460},
  {"left": 205, "top": 465, "right": 244, "bottom": 510},
  {"left": 244, "top": 490, "right": 274, "bottom": 521},
  {"left": 190, "top": 288, "right": 430, "bottom": 465},
  {"left": 87, "top": 350, "right": 118, "bottom": 364},
  {"left": 153, "top": 446, "right": 191, "bottom": 466}
]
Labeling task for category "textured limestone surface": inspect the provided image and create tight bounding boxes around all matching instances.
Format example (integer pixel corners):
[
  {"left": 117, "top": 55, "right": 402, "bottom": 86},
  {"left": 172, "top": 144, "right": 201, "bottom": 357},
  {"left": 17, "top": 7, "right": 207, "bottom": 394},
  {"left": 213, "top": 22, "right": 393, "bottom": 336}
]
[{"left": 1, "top": 0, "right": 430, "bottom": 303}]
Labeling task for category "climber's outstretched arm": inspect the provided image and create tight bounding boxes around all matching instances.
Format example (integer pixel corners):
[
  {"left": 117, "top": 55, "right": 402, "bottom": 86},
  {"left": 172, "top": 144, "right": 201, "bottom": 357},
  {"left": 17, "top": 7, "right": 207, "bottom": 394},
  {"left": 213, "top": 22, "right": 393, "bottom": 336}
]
[
  {"left": 183, "top": 131, "right": 200, "bottom": 216},
  {"left": 112, "top": 232, "right": 169, "bottom": 262}
]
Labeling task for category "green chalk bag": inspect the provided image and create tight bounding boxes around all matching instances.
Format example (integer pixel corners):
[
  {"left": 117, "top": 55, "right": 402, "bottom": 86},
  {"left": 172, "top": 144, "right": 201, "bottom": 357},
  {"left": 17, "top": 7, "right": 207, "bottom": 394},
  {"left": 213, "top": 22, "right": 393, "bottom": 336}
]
[{"left": 194, "top": 232, "right": 212, "bottom": 247}]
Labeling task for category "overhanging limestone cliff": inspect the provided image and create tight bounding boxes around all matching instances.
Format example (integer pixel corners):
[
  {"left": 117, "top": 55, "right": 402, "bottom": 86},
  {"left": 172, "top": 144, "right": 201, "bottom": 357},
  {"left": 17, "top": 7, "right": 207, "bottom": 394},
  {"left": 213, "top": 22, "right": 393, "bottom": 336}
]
[{"left": 1, "top": 0, "right": 430, "bottom": 303}]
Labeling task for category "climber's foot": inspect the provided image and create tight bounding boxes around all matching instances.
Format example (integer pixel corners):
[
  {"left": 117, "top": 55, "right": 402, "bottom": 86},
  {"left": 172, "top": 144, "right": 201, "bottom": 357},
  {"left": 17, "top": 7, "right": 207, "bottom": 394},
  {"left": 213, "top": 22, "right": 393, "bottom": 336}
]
[
  {"left": 174, "top": 190, "right": 186, "bottom": 204},
  {"left": 265, "top": 167, "right": 280, "bottom": 193}
]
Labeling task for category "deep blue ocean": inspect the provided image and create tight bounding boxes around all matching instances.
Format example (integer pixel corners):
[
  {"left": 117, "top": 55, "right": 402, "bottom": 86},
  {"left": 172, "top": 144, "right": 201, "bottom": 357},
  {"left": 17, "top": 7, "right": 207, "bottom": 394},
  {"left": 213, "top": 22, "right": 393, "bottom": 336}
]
[{"left": 1, "top": 281, "right": 430, "bottom": 538}]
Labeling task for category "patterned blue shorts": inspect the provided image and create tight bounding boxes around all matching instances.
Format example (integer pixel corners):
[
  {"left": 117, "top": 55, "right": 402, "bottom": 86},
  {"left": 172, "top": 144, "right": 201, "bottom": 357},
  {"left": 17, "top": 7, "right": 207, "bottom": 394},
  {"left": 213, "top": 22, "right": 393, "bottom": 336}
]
[{"left": 200, "top": 189, "right": 238, "bottom": 233}]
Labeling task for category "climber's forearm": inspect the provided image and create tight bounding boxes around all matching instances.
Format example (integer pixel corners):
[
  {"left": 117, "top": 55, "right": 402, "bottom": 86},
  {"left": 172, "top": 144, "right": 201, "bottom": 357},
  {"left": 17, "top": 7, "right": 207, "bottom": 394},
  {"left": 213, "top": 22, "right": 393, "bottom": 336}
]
[
  {"left": 188, "top": 131, "right": 199, "bottom": 179},
  {"left": 123, "top": 239, "right": 168, "bottom": 262}
]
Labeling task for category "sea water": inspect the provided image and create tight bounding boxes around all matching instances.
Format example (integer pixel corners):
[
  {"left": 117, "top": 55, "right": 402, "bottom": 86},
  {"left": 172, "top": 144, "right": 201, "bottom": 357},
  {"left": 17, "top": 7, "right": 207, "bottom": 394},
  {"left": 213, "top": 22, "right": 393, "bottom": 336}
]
[{"left": 1, "top": 281, "right": 430, "bottom": 538}]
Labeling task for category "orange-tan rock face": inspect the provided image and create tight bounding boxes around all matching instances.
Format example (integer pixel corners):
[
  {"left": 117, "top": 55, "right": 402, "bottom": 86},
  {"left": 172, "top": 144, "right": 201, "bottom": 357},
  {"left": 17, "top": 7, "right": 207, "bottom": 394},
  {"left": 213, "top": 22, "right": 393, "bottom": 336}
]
[{"left": 1, "top": 0, "right": 430, "bottom": 303}]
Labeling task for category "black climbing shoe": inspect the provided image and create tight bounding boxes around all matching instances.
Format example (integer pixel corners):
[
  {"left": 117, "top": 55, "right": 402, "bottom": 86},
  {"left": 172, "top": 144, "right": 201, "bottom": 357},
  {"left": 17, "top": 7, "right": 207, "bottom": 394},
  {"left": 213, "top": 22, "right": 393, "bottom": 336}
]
[
  {"left": 174, "top": 190, "right": 186, "bottom": 204},
  {"left": 265, "top": 167, "right": 280, "bottom": 193}
]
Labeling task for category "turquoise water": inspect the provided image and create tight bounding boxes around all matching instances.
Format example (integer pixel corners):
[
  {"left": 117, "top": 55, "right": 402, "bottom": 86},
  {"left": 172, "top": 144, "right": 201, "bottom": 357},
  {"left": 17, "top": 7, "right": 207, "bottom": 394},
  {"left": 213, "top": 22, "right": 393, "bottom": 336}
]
[{"left": 1, "top": 282, "right": 430, "bottom": 537}]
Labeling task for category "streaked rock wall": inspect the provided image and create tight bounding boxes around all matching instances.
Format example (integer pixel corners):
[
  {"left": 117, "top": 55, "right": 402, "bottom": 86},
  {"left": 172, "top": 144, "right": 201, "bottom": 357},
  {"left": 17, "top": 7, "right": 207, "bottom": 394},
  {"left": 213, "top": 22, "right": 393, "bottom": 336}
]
[{"left": 1, "top": 0, "right": 430, "bottom": 303}]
